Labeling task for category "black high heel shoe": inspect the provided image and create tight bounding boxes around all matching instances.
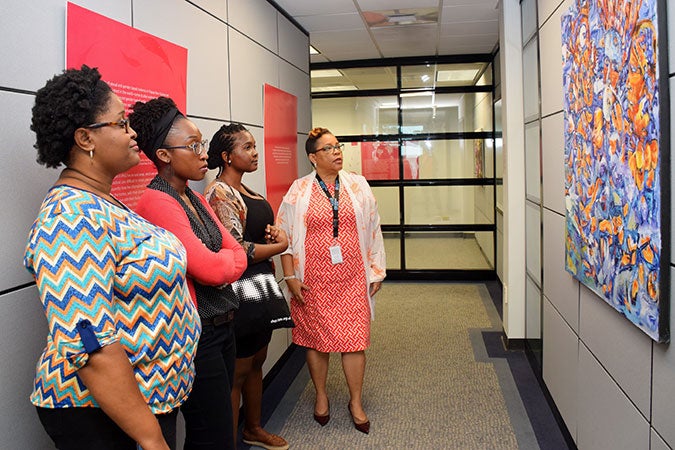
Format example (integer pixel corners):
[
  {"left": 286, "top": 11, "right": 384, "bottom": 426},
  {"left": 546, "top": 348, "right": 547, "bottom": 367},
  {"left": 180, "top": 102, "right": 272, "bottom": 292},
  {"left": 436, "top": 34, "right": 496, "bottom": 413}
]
[
  {"left": 348, "top": 404, "right": 370, "bottom": 434},
  {"left": 313, "top": 401, "right": 330, "bottom": 426}
]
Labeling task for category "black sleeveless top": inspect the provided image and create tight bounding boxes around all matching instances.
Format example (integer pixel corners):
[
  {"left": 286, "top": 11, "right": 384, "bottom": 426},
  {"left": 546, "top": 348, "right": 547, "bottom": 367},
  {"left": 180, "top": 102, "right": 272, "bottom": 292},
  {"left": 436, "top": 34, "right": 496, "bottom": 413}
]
[{"left": 241, "top": 190, "right": 274, "bottom": 275}]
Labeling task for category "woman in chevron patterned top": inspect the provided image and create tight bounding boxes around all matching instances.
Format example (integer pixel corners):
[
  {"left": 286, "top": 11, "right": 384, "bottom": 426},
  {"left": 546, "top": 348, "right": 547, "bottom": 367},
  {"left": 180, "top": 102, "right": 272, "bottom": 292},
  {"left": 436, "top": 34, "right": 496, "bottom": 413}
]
[
  {"left": 24, "top": 66, "right": 201, "bottom": 450},
  {"left": 277, "top": 127, "right": 386, "bottom": 434}
]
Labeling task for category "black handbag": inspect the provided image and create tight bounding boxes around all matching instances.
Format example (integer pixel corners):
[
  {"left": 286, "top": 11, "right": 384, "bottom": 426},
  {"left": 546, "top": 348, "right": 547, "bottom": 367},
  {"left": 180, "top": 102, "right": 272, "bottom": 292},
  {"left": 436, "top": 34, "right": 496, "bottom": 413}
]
[{"left": 231, "top": 262, "right": 294, "bottom": 336}]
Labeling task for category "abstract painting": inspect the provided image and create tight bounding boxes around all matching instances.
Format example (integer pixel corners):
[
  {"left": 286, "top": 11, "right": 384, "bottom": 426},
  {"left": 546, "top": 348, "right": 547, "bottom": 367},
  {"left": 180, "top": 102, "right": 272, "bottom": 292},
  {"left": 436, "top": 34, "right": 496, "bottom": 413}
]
[
  {"left": 561, "top": 0, "right": 668, "bottom": 341},
  {"left": 474, "top": 137, "right": 485, "bottom": 178}
]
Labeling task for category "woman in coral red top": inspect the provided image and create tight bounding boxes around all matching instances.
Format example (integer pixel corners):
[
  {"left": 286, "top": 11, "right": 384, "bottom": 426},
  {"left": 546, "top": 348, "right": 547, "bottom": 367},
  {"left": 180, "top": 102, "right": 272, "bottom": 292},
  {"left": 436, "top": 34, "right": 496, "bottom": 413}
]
[
  {"left": 130, "top": 97, "right": 247, "bottom": 450},
  {"left": 277, "top": 127, "right": 386, "bottom": 434}
]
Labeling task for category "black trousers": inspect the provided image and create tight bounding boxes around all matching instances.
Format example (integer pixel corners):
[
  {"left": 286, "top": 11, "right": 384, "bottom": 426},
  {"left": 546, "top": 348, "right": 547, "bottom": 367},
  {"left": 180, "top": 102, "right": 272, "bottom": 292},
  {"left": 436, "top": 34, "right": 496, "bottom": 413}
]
[
  {"left": 36, "top": 405, "right": 178, "bottom": 449},
  {"left": 180, "top": 320, "right": 237, "bottom": 450}
]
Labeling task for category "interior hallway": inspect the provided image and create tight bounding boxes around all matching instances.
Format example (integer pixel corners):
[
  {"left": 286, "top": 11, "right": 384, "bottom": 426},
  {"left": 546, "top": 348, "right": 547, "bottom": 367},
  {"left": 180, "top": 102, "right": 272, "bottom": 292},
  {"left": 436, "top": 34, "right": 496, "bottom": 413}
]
[{"left": 240, "top": 282, "right": 574, "bottom": 450}]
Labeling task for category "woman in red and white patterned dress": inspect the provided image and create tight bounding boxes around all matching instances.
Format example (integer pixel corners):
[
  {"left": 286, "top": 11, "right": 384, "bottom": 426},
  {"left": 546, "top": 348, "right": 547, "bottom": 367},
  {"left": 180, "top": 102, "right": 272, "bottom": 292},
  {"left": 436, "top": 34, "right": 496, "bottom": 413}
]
[{"left": 277, "top": 128, "right": 386, "bottom": 434}]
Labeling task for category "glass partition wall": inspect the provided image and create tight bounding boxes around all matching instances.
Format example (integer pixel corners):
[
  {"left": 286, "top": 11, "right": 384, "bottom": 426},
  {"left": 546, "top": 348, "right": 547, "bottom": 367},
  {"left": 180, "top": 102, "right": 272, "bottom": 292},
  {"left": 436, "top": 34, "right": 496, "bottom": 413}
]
[{"left": 311, "top": 56, "right": 500, "bottom": 280}]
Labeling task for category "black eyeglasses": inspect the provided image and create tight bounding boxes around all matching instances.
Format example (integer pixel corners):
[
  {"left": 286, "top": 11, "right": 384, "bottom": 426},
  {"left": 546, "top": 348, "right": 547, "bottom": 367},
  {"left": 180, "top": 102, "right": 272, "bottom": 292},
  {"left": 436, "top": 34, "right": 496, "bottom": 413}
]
[
  {"left": 164, "top": 139, "right": 209, "bottom": 156},
  {"left": 84, "top": 118, "right": 131, "bottom": 134},
  {"left": 314, "top": 143, "right": 344, "bottom": 153}
]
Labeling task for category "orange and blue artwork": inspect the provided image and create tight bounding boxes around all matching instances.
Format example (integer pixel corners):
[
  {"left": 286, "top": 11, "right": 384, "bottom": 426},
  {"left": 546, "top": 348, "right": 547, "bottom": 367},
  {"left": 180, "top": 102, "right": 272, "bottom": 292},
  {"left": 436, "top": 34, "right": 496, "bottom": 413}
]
[{"left": 561, "top": 0, "right": 667, "bottom": 342}]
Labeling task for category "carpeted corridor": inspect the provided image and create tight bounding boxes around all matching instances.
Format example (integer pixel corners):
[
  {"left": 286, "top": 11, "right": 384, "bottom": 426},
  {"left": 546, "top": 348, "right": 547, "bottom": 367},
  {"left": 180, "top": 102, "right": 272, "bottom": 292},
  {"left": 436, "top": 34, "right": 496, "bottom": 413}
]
[{"left": 241, "top": 282, "right": 572, "bottom": 450}]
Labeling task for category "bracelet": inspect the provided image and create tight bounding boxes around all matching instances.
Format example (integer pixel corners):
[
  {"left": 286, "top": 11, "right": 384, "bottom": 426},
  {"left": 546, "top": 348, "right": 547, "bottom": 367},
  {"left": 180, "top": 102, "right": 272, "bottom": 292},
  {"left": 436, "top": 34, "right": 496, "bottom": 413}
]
[{"left": 283, "top": 275, "right": 296, "bottom": 280}]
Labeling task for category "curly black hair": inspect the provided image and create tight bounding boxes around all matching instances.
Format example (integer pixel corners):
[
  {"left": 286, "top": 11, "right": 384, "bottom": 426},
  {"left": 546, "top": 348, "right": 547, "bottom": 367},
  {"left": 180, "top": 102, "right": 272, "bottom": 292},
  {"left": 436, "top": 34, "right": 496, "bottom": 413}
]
[
  {"left": 30, "top": 65, "right": 112, "bottom": 168},
  {"left": 207, "top": 123, "right": 249, "bottom": 176},
  {"left": 306, "top": 127, "right": 332, "bottom": 155},
  {"left": 128, "top": 96, "right": 185, "bottom": 166}
]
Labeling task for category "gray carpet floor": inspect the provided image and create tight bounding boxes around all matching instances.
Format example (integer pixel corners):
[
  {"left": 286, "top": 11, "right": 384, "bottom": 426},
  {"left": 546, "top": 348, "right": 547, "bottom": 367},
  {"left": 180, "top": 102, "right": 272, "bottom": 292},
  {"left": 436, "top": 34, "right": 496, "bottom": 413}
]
[{"left": 263, "top": 283, "right": 539, "bottom": 449}]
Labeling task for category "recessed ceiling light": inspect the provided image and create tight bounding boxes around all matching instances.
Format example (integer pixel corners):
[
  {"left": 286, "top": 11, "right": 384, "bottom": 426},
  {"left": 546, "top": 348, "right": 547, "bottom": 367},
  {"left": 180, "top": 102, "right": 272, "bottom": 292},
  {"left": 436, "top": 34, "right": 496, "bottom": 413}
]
[
  {"left": 363, "top": 8, "right": 438, "bottom": 28},
  {"left": 309, "top": 45, "right": 320, "bottom": 55},
  {"left": 400, "top": 91, "right": 433, "bottom": 98},
  {"left": 311, "top": 85, "right": 358, "bottom": 92},
  {"left": 436, "top": 69, "right": 480, "bottom": 82},
  {"left": 311, "top": 69, "right": 343, "bottom": 78}
]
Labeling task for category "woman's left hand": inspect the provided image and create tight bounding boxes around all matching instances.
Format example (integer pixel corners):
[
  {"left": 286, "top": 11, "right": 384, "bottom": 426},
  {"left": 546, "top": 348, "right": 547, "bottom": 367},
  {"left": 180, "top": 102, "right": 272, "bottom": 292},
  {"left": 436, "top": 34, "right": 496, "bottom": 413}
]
[{"left": 369, "top": 281, "right": 382, "bottom": 297}]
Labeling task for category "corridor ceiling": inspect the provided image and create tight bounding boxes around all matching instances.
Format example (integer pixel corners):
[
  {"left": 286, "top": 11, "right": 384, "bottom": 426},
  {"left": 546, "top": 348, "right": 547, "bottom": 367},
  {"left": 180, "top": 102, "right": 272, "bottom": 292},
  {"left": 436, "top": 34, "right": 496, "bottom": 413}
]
[{"left": 272, "top": 0, "right": 500, "bottom": 63}]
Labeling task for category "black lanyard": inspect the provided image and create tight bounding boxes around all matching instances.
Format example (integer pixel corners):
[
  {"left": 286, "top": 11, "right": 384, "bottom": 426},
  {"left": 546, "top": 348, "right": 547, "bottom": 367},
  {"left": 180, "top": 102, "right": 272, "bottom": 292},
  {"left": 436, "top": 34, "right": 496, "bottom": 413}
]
[{"left": 316, "top": 174, "right": 339, "bottom": 239}]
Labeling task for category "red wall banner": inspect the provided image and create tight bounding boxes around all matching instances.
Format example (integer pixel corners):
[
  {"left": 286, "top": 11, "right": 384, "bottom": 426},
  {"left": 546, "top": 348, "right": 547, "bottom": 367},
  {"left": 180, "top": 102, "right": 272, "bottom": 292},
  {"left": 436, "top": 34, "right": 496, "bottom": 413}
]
[
  {"left": 263, "top": 84, "right": 298, "bottom": 215},
  {"left": 66, "top": 2, "right": 187, "bottom": 208}
]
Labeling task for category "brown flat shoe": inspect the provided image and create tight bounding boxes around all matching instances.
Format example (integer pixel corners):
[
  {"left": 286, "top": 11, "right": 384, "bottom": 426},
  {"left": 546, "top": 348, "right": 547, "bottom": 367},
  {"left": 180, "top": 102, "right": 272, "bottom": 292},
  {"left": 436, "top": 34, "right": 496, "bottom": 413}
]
[{"left": 242, "top": 429, "right": 289, "bottom": 450}]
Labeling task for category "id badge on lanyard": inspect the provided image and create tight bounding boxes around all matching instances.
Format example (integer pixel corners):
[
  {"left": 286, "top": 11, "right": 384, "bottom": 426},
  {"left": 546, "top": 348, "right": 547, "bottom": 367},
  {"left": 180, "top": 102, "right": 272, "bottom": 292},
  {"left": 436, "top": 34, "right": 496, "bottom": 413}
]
[
  {"left": 317, "top": 174, "right": 343, "bottom": 265},
  {"left": 329, "top": 243, "right": 343, "bottom": 264}
]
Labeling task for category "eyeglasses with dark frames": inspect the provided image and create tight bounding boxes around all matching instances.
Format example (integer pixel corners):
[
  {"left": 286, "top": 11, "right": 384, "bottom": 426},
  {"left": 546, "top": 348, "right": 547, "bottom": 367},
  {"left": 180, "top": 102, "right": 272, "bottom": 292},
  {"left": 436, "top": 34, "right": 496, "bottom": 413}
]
[
  {"left": 314, "top": 143, "right": 344, "bottom": 153},
  {"left": 84, "top": 118, "right": 131, "bottom": 134},
  {"left": 164, "top": 139, "right": 209, "bottom": 156}
]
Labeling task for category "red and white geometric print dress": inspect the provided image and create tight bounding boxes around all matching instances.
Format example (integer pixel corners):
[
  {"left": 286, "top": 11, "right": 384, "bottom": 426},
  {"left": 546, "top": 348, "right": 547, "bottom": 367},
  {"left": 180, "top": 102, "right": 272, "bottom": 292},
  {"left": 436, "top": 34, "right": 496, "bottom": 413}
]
[{"left": 290, "top": 180, "right": 370, "bottom": 352}]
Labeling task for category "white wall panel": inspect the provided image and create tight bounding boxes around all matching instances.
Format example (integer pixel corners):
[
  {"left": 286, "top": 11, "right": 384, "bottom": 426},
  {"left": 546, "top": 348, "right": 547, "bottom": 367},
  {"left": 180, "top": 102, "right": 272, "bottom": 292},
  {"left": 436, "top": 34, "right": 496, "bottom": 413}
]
[
  {"left": 0, "top": 287, "right": 51, "bottom": 449},
  {"left": 525, "top": 120, "right": 541, "bottom": 201},
  {"left": 522, "top": 39, "right": 539, "bottom": 121},
  {"left": 264, "top": 328, "right": 292, "bottom": 375},
  {"left": 229, "top": 30, "right": 279, "bottom": 126},
  {"left": 1, "top": 1, "right": 132, "bottom": 91},
  {"left": 671, "top": 78, "right": 675, "bottom": 258},
  {"left": 525, "top": 201, "right": 541, "bottom": 285},
  {"left": 0, "top": 91, "right": 57, "bottom": 290},
  {"left": 538, "top": 1, "right": 567, "bottom": 116},
  {"left": 228, "top": 0, "right": 277, "bottom": 53},
  {"left": 669, "top": 1, "right": 675, "bottom": 76},
  {"left": 520, "top": 0, "right": 537, "bottom": 44},
  {"left": 579, "top": 285, "right": 652, "bottom": 417},
  {"left": 497, "top": 210, "right": 504, "bottom": 282},
  {"left": 279, "top": 63, "right": 312, "bottom": 134},
  {"left": 541, "top": 113, "right": 565, "bottom": 214},
  {"left": 577, "top": 345, "right": 650, "bottom": 450},
  {"left": 542, "top": 208, "right": 579, "bottom": 331},
  {"left": 526, "top": 276, "right": 541, "bottom": 338},
  {"left": 538, "top": 0, "right": 566, "bottom": 28},
  {"left": 650, "top": 429, "right": 670, "bottom": 450},
  {"left": 652, "top": 271, "right": 675, "bottom": 447},
  {"left": 278, "top": 13, "right": 310, "bottom": 73},
  {"left": 192, "top": 0, "right": 227, "bottom": 22},
  {"left": 133, "top": 0, "right": 230, "bottom": 120},
  {"left": 542, "top": 299, "right": 578, "bottom": 441}
]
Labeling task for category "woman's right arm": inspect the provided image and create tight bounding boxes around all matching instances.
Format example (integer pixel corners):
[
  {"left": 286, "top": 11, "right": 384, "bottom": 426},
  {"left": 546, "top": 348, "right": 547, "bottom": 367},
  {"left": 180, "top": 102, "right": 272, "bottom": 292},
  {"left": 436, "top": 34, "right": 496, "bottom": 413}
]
[
  {"left": 29, "top": 214, "right": 167, "bottom": 449},
  {"left": 208, "top": 183, "right": 287, "bottom": 262},
  {"left": 138, "top": 191, "right": 247, "bottom": 286}
]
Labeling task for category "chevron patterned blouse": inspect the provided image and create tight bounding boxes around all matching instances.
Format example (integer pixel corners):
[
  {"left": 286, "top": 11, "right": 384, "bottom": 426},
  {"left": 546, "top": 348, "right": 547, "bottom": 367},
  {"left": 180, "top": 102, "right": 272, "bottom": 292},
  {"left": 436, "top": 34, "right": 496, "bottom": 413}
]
[{"left": 24, "top": 185, "right": 200, "bottom": 413}]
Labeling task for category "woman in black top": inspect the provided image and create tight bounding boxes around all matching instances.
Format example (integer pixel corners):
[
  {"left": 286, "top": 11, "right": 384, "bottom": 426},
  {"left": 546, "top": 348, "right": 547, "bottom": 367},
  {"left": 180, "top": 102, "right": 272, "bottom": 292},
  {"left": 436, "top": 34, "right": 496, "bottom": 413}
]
[{"left": 205, "top": 123, "right": 289, "bottom": 450}]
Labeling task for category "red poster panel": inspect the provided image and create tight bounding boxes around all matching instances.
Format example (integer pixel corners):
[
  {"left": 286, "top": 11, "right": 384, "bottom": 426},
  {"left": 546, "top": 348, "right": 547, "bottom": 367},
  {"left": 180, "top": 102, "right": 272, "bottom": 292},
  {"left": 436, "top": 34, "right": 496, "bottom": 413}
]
[
  {"left": 66, "top": 3, "right": 187, "bottom": 209},
  {"left": 360, "top": 142, "right": 414, "bottom": 180},
  {"left": 264, "top": 84, "right": 298, "bottom": 215}
]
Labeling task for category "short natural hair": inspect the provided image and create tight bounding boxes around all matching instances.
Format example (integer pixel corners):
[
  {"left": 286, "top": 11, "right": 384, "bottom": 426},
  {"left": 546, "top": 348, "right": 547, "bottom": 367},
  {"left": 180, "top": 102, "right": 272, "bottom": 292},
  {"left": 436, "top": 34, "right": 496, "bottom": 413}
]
[{"left": 31, "top": 65, "right": 112, "bottom": 168}]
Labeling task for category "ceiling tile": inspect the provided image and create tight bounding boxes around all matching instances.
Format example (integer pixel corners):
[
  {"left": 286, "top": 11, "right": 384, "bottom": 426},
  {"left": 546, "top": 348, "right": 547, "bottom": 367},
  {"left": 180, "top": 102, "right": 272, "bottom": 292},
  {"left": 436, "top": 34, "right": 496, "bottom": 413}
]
[
  {"left": 440, "top": 4, "right": 499, "bottom": 23},
  {"left": 440, "top": 20, "right": 498, "bottom": 36},
  {"left": 357, "top": 0, "right": 438, "bottom": 10},
  {"left": 273, "top": 0, "right": 356, "bottom": 17},
  {"left": 295, "top": 13, "right": 365, "bottom": 32}
]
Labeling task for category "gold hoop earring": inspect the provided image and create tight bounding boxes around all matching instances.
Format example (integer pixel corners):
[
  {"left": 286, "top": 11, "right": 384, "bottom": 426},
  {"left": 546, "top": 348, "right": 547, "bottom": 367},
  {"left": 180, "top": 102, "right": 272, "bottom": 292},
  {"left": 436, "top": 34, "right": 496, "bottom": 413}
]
[{"left": 89, "top": 150, "right": 94, "bottom": 160}]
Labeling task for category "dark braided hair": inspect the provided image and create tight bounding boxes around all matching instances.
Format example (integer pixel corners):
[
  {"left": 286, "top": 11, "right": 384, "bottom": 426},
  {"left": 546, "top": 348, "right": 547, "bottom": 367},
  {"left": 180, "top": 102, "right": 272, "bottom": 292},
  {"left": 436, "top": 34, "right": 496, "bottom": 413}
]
[
  {"left": 31, "top": 65, "right": 112, "bottom": 168},
  {"left": 305, "top": 127, "right": 332, "bottom": 155},
  {"left": 128, "top": 96, "right": 185, "bottom": 166},
  {"left": 207, "top": 123, "right": 248, "bottom": 176}
]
